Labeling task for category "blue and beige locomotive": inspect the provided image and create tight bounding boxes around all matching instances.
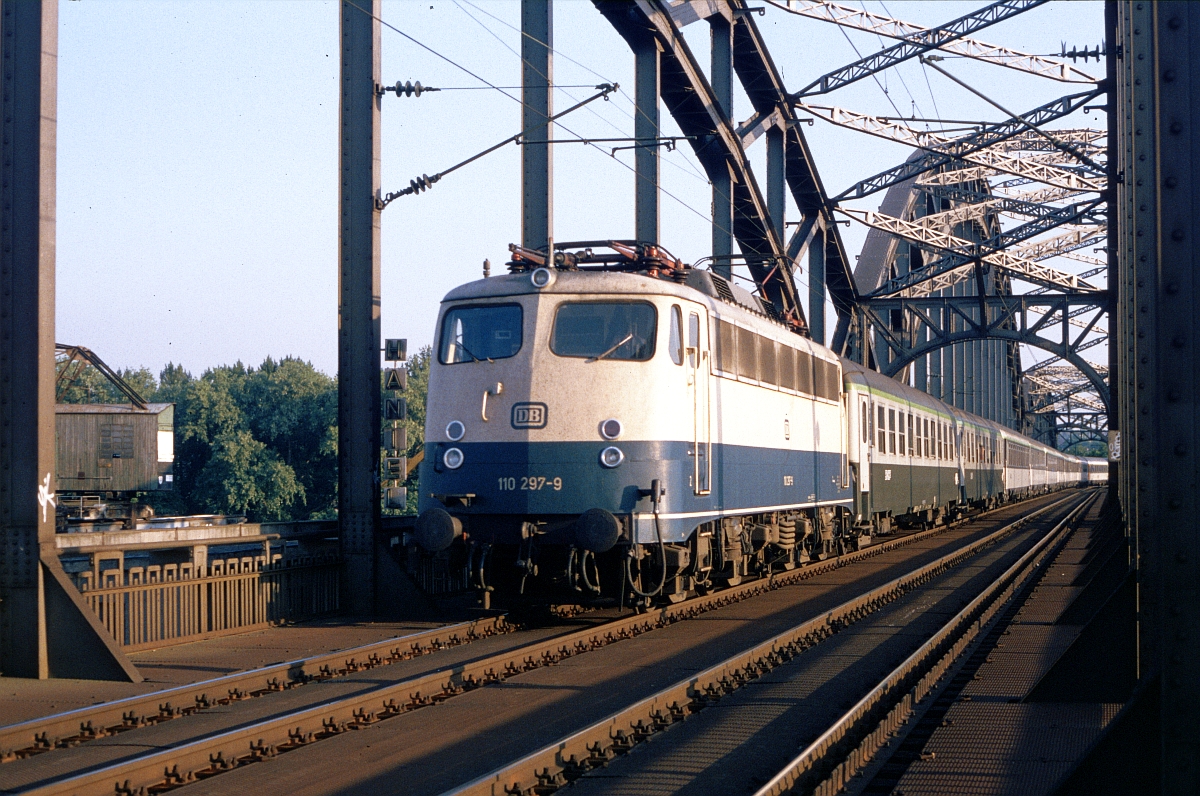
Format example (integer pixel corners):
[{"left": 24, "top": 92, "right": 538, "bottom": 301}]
[{"left": 413, "top": 242, "right": 1100, "bottom": 603}]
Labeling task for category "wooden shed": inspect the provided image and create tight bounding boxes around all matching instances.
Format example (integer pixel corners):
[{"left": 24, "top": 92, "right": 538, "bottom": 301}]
[{"left": 56, "top": 403, "right": 175, "bottom": 494}]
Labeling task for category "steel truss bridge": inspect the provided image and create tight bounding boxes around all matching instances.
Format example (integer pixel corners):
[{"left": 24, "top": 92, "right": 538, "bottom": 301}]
[{"left": 4, "top": 1, "right": 1199, "bottom": 792}]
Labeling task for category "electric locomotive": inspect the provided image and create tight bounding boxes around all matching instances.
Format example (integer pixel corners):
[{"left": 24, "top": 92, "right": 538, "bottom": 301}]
[{"left": 412, "top": 241, "right": 1093, "bottom": 604}]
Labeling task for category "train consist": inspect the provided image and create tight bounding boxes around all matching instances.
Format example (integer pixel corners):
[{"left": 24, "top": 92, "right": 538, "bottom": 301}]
[{"left": 414, "top": 242, "right": 1107, "bottom": 603}]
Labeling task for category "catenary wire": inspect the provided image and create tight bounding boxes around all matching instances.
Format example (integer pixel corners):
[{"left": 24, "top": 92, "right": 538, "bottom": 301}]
[
  {"left": 351, "top": 0, "right": 727, "bottom": 240},
  {"left": 445, "top": 0, "right": 732, "bottom": 238},
  {"left": 455, "top": 0, "right": 713, "bottom": 186}
]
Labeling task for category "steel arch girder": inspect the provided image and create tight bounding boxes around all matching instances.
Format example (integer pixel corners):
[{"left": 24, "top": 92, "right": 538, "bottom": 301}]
[
  {"left": 858, "top": 296, "right": 1111, "bottom": 414},
  {"left": 596, "top": 0, "right": 802, "bottom": 326}
]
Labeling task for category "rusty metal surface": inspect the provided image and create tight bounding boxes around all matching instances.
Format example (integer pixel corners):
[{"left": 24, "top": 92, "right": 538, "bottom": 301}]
[{"left": 0, "top": 616, "right": 507, "bottom": 762}]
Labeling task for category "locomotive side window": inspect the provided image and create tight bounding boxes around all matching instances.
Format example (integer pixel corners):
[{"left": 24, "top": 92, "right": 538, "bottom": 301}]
[
  {"left": 760, "top": 339, "right": 778, "bottom": 387},
  {"left": 778, "top": 340, "right": 795, "bottom": 391},
  {"left": 551, "top": 302, "right": 656, "bottom": 361},
  {"left": 439, "top": 303, "right": 523, "bottom": 364},
  {"left": 669, "top": 305, "right": 684, "bottom": 366},
  {"left": 736, "top": 327, "right": 758, "bottom": 381},
  {"left": 796, "top": 349, "right": 814, "bottom": 395}
]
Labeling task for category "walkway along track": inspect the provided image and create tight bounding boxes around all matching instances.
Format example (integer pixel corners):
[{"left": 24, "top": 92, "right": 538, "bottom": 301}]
[
  {"left": 752, "top": 492, "right": 1099, "bottom": 796},
  {"left": 1, "top": 490, "right": 1079, "bottom": 796},
  {"left": 447, "top": 491, "right": 1095, "bottom": 796}
]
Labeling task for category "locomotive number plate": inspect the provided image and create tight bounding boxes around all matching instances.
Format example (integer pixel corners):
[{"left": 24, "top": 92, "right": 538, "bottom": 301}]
[{"left": 498, "top": 476, "right": 563, "bottom": 491}]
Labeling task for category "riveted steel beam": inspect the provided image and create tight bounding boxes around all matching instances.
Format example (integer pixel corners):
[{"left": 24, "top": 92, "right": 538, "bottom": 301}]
[
  {"left": 0, "top": 0, "right": 140, "bottom": 681},
  {"left": 597, "top": 0, "right": 804, "bottom": 328},
  {"left": 338, "top": 0, "right": 382, "bottom": 615},
  {"left": 521, "top": 0, "right": 554, "bottom": 251},
  {"left": 792, "top": 0, "right": 1049, "bottom": 98}
]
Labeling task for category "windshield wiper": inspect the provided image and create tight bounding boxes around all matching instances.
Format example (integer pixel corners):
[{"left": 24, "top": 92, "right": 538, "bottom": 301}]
[
  {"left": 456, "top": 341, "right": 493, "bottom": 363},
  {"left": 587, "top": 333, "right": 633, "bottom": 363}
]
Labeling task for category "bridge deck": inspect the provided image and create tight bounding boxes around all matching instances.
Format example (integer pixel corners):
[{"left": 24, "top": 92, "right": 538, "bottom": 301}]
[{"left": 0, "top": 619, "right": 440, "bottom": 726}]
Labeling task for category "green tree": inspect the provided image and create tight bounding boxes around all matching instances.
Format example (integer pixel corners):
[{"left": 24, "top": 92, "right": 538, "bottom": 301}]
[
  {"left": 55, "top": 350, "right": 428, "bottom": 523},
  {"left": 192, "top": 429, "right": 305, "bottom": 520}
]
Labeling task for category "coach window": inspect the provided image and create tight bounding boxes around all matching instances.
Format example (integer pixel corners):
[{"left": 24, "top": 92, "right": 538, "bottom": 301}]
[
  {"left": 551, "top": 301, "right": 657, "bottom": 361},
  {"left": 888, "top": 408, "right": 896, "bottom": 454},
  {"left": 899, "top": 412, "right": 906, "bottom": 456},
  {"left": 877, "top": 406, "right": 887, "bottom": 451},
  {"left": 440, "top": 303, "right": 524, "bottom": 364},
  {"left": 906, "top": 413, "right": 914, "bottom": 456},
  {"left": 669, "top": 306, "right": 684, "bottom": 365},
  {"left": 861, "top": 402, "right": 868, "bottom": 443}
]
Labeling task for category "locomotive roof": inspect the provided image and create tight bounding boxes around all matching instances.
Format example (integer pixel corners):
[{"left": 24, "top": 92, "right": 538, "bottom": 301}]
[{"left": 442, "top": 268, "right": 816, "bottom": 342}]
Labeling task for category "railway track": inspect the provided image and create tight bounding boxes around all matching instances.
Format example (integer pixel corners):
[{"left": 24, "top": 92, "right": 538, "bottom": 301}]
[
  {"left": 450, "top": 489, "right": 1096, "bottom": 796},
  {"left": 0, "top": 490, "right": 1083, "bottom": 796},
  {"left": 1, "top": 491, "right": 1019, "bottom": 769}
]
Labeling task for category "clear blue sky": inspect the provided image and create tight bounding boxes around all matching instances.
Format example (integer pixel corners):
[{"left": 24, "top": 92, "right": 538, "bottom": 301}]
[{"left": 55, "top": 0, "right": 1105, "bottom": 378}]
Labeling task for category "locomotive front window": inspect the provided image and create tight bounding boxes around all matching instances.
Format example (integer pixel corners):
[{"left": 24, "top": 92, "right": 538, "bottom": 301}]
[
  {"left": 439, "top": 303, "right": 523, "bottom": 364},
  {"left": 551, "top": 301, "right": 657, "bottom": 361}
]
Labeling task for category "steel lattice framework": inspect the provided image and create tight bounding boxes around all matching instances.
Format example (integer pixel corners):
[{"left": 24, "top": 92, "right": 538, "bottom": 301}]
[{"left": 592, "top": 0, "right": 1108, "bottom": 447}]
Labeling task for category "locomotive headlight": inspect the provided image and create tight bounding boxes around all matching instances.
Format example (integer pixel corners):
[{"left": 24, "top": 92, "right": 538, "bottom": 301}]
[
  {"left": 599, "top": 418, "right": 623, "bottom": 440},
  {"left": 445, "top": 420, "right": 465, "bottom": 441},
  {"left": 530, "top": 267, "right": 555, "bottom": 289},
  {"left": 443, "top": 447, "right": 465, "bottom": 470},
  {"left": 599, "top": 446, "right": 625, "bottom": 468}
]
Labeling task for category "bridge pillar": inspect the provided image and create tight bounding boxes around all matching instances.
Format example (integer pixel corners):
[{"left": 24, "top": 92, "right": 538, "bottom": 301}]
[
  {"left": 809, "top": 228, "right": 826, "bottom": 346},
  {"left": 1116, "top": 3, "right": 1200, "bottom": 790},
  {"left": 633, "top": 29, "right": 659, "bottom": 244},
  {"left": 0, "top": 0, "right": 138, "bottom": 681},
  {"left": 338, "top": 0, "right": 381, "bottom": 615},
  {"left": 521, "top": 0, "right": 553, "bottom": 252},
  {"left": 709, "top": 14, "right": 733, "bottom": 278}
]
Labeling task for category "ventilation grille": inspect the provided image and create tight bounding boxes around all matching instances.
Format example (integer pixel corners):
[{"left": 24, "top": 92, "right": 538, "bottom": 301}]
[{"left": 710, "top": 274, "right": 737, "bottom": 303}]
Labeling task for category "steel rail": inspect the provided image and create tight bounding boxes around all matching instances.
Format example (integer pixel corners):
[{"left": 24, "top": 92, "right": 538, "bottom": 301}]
[
  {"left": 753, "top": 490, "right": 1097, "bottom": 796},
  {"left": 443, "top": 491, "right": 1088, "bottom": 796},
  {"left": 13, "top": 492, "right": 1077, "bottom": 796},
  {"left": 0, "top": 616, "right": 513, "bottom": 763}
]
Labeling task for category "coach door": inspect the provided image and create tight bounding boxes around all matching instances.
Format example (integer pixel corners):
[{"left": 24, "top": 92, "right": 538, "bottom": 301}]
[
  {"left": 688, "top": 310, "right": 711, "bottom": 495},
  {"left": 857, "top": 392, "right": 872, "bottom": 494}
]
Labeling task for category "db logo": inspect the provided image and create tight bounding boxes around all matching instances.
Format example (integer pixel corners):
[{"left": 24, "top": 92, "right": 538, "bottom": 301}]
[{"left": 511, "top": 402, "right": 548, "bottom": 429}]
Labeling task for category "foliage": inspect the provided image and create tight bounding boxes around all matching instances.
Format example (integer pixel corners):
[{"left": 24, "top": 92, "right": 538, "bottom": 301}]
[
  {"left": 59, "top": 356, "right": 341, "bottom": 522},
  {"left": 58, "top": 348, "right": 433, "bottom": 521}
]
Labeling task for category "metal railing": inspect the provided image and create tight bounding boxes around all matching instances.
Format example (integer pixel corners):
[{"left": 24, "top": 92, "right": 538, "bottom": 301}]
[{"left": 75, "top": 555, "right": 339, "bottom": 651}]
